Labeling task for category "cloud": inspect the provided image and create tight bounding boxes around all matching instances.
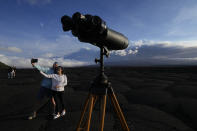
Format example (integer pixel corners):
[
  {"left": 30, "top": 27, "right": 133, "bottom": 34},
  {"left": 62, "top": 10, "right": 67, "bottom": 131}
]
[
  {"left": 107, "top": 39, "right": 197, "bottom": 65},
  {"left": 111, "top": 48, "right": 138, "bottom": 56},
  {"left": 111, "top": 50, "right": 127, "bottom": 56},
  {"left": 41, "top": 34, "right": 91, "bottom": 56},
  {"left": 130, "top": 40, "right": 197, "bottom": 48},
  {"left": 0, "top": 54, "right": 89, "bottom": 68},
  {"left": 41, "top": 53, "right": 54, "bottom": 58},
  {"left": 0, "top": 46, "right": 22, "bottom": 53},
  {"left": 128, "top": 40, "right": 197, "bottom": 59},
  {"left": 131, "top": 43, "right": 197, "bottom": 64},
  {"left": 35, "top": 57, "right": 88, "bottom": 68},
  {"left": 2, "top": 39, "right": 197, "bottom": 67},
  {"left": 167, "top": 27, "right": 188, "bottom": 37},
  {"left": 0, "top": 54, "right": 29, "bottom": 68},
  {"left": 107, "top": 40, "right": 197, "bottom": 66},
  {"left": 17, "top": 0, "right": 52, "bottom": 5},
  {"left": 3, "top": 36, "right": 197, "bottom": 67},
  {"left": 167, "top": 5, "right": 197, "bottom": 37},
  {"left": 0, "top": 33, "right": 96, "bottom": 59},
  {"left": 83, "top": 47, "right": 91, "bottom": 50},
  {"left": 174, "top": 5, "right": 197, "bottom": 24},
  {"left": 33, "top": 34, "right": 97, "bottom": 57},
  {"left": 40, "top": 22, "right": 44, "bottom": 28},
  {"left": 97, "top": 40, "right": 197, "bottom": 63},
  {"left": 128, "top": 49, "right": 138, "bottom": 55}
]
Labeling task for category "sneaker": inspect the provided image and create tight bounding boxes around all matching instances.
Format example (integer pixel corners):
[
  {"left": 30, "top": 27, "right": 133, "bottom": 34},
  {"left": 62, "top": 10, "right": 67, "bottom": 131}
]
[
  {"left": 60, "top": 110, "right": 66, "bottom": 116},
  {"left": 53, "top": 114, "right": 60, "bottom": 119},
  {"left": 28, "top": 112, "right": 36, "bottom": 120}
]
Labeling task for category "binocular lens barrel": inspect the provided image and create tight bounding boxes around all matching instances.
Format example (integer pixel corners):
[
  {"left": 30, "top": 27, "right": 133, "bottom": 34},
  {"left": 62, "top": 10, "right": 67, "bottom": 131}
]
[
  {"left": 104, "top": 28, "right": 128, "bottom": 50},
  {"left": 61, "top": 12, "right": 129, "bottom": 50}
]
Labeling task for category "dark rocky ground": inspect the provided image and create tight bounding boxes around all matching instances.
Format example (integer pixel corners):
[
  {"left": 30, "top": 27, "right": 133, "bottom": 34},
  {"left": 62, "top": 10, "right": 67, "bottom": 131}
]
[{"left": 0, "top": 66, "right": 197, "bottom": 131}]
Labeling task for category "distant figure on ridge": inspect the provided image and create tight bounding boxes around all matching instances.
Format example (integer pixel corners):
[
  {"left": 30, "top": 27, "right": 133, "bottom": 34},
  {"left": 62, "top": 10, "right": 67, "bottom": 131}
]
[{"left": 8, "top": 66, "right": 16, "bottom": 79}]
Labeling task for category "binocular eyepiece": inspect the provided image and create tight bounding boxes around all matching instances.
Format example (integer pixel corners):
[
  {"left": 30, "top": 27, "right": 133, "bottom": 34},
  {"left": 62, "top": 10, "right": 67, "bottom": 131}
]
[{"left": 61, "top": 12, "right": 129, "bottom": 50}]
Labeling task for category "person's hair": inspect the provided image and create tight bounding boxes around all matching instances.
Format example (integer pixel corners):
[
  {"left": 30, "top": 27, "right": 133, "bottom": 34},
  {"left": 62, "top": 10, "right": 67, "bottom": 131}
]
[
  {"left": 53, "top": 62, "right": 58, "bottom": 66},
  {"left": 55, "top": 66, "right": 64, "bottom": 74}
]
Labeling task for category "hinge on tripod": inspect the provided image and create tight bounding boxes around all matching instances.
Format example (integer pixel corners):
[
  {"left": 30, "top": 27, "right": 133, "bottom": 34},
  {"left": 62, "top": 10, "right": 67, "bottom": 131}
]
[{"left": 103, "top": 46, "right": 109, "bottom": 58}]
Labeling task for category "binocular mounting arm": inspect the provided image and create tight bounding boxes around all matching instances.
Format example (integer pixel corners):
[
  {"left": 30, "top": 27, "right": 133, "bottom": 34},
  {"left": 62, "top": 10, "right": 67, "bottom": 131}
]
[{"left": 94, "top": 46, "right": 109, "bottom": 75}]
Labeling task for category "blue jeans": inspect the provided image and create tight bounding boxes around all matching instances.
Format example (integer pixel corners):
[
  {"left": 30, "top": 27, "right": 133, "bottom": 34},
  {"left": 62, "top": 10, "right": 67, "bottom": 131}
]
[{"left": 37, "top": 86, "right": 52, "bottom": 100}]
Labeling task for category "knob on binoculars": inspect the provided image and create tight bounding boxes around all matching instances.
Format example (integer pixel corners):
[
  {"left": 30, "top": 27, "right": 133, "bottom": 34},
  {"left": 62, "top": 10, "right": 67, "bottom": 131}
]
[{"left": 61, "top": 12, "right": 129, "bottom": 50}]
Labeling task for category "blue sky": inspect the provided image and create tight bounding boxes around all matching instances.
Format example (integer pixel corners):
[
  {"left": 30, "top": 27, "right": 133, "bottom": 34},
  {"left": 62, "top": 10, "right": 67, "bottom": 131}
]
[{"left": 1, "top": 0, "right": 197, "bottom": 67}]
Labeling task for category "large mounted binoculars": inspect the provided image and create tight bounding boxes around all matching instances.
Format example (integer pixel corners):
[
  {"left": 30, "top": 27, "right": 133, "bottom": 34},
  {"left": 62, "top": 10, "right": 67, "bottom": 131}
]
[
  {"left": 61, "top": 12, "right": 131, "bottom": 131},
  {"left": 61, "top": 12, "right": 129, "bottom": 50}
]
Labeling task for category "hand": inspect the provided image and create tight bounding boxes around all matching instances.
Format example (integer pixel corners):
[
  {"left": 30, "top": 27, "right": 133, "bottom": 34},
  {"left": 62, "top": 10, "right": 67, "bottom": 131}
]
[
  {"left": 31, "top": 63, "right": 35, "bottom": 67},
  {"left": 55, "top": 86, "right": 60, "bottom": 88}
]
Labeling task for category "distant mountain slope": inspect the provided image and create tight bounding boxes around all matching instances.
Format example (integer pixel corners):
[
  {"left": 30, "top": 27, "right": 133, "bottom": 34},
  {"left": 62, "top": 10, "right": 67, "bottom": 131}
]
[
  {"left": 63, "top": 45, "right": 197, "bottom": 66},
  {"left": 0, "top": 61, "right": 9, "bottom": 69},
  {"left": 64, "top": 48, "right": 99, "bottom": 62}
]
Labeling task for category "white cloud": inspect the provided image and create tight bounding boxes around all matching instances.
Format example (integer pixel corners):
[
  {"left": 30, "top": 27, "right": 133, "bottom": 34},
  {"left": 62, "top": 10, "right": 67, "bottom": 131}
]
[
  {"left": 40, "top": 22, "right": 44, "bottom": 28},
  {"left": 109, "top": 40, "right": 197, "bottom": 57},
  {"left": 128, "top": 49, "right": 138, "bottom": 55},
  {"left": 172, "top": 57, "right": 197, "bottom": 61},
  {"left": 167, "top": 5, "right": 197, "bottom": 37},
  {"left": 162, "top": 40, "right": 197, "bottom": 48},
  {"left": 0, "top": 46, "right": 22, "bottom": 53},
  {"left": 0, "top": 54, "right": 89, "bottom": 68},
  {"left": 17, "top": 0, "right": 52, "bottom": 5},
  {"left": 153, "top": 56, "right": 197, "bottom": 61},
  {"left": 41, "top": 53, "right": 54, "bottom": 58},
  {"left": 110, "top": 49, "right": 138, "bottom": 56},
  {"left": 7, "top": 47, "right": 22, "bottom": 53},
  {"left": 34, "top": 57, "right": 88, "bottom": 68},
  {"left": 0, "top": 54, "right": 29, "bottom": 68},
  {"left": 130, "top": 40, "right": 197, "bottom": 48},
  {"left": 3, "top": 39, "right": 197, "bottom": 67},
  {"left": 174, "top": 5, "right": 197, "bottom": 24},
  {"left": 167, "top": 28, "right": 187, "bottom": 37},
  {"left": 83, "top": 47, "right": 91, "bottom": 50},
  {"left": 0, "top": 33, "right": 96, "bottom": 59},
  {"left": 113, "top": 50, "right": 127, "bottom": 56},
  {"left": 53, "top": 34, "right": 88, "bottom": 55}
]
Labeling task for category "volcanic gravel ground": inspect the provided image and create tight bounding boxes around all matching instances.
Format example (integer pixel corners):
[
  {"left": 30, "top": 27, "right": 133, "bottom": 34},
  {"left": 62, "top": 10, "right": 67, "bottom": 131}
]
[{"left": 0, "top": 66, "right": 197, "bottom": 131}]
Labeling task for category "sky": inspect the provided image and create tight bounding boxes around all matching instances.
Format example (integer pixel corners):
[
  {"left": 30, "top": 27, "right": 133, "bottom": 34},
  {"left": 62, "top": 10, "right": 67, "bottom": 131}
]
[{"left": 1, "top": 0, "right": 197, "bottom": 67}]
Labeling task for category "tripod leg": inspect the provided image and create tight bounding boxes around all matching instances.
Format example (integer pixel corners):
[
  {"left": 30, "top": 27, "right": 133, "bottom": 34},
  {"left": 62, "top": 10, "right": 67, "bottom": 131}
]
[
  {"left": 99, "top": 95, "right": 107, "bottom": 131},
  {"left": 85, "top": 94, "right": 95, "bottom": 131},
  {"left": 76, "top": 94, "right": 91, "bottom": 131},
  {"left": 109, "top": 93, "right": 130, "bottom": 131},
  {"left": 93, "top": 96, "right": 98, "bottom": 107}
]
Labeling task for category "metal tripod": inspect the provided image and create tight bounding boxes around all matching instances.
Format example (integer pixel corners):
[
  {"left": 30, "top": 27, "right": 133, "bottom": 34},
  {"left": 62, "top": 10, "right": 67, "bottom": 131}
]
[{"left": 76, "top": 46, "right": 130, "bottom": 131}]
